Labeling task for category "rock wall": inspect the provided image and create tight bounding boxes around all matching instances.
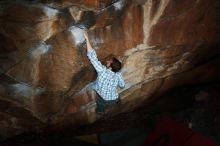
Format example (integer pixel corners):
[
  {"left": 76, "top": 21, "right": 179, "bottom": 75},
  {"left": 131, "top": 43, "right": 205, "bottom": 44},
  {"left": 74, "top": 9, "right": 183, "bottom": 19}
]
[{"left": 0, "top": 0, "right": 220, "bottom": 140}]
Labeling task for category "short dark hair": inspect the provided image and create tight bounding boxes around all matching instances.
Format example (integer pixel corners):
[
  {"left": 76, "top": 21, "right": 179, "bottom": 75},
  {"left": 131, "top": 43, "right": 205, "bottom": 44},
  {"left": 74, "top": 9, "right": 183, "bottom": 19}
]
[{"left": 110, "top": 57, "right": 122, "bottom": 72}]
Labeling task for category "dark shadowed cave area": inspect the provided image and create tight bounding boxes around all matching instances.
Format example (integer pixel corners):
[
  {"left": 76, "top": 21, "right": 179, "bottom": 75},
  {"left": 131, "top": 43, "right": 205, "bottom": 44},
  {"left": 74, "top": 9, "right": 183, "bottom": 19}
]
[{"left": 0, "top": 0, "right": 220, "bottom": 145}]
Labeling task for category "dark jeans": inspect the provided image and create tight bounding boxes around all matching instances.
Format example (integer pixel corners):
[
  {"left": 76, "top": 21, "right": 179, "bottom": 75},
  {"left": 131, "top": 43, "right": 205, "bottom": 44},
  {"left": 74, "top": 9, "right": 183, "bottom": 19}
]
[{"left": 96, "top": 93, "right": 121, "bottom": 113}]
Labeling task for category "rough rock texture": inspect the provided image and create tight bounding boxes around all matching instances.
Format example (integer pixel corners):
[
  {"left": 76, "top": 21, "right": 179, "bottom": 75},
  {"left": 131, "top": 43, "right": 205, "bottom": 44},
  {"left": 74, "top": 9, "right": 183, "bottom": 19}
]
[{"left": 0, "top": 0, "right": 220, "bottom": 140}]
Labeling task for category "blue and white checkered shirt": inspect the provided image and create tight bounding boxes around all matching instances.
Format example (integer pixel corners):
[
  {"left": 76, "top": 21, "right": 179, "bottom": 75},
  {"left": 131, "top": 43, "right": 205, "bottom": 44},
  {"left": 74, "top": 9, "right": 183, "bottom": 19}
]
[{"left": 87, "top": 50, "right": 125, "bottom": 100}]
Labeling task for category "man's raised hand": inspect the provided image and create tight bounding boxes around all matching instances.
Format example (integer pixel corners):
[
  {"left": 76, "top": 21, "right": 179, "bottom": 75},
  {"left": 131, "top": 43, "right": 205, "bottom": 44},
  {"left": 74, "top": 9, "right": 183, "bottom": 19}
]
[
  {"left": 83, "top": 30, "right": 93, "bottom": 52},
  {"left": 83, "top": 31, "right": 89, "bottom": 40}
]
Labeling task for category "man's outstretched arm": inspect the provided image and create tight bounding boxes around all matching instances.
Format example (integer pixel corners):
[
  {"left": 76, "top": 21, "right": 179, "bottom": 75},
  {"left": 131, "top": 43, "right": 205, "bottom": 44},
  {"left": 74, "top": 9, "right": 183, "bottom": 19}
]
[
  {"left": 84, "top": 31, "right": 104, "bottom": 73},
  {"left": 84, "top": 31, "right": 93, "bottom": 52}
]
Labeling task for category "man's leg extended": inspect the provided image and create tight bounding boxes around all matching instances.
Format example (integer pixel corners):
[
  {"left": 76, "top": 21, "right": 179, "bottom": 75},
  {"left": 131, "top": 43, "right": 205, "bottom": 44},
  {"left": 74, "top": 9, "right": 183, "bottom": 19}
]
[
  {"left": 106, "top": 97, "right": 121, "bottom": 106},
  {"left": 96, "top": 94, "right": 106, "bottom": 113}
]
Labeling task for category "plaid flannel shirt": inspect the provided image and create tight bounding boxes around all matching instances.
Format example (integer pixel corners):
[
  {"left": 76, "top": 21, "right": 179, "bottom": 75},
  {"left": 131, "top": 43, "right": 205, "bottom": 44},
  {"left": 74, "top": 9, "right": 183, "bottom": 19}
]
[{"left": 87, "top": 50, "right": 125, "bottom": 100}]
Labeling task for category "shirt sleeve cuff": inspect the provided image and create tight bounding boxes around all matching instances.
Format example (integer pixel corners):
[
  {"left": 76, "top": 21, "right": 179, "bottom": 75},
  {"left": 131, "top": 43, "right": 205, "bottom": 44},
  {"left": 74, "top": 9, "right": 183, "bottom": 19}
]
[{"left": 87, "top": 50, "right": 95, "bottom": 57}]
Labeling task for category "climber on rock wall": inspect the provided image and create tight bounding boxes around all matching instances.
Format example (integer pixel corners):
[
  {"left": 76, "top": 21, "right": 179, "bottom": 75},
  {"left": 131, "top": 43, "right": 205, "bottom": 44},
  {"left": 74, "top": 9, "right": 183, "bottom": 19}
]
[{"left": 83, "top": 30, "right": 125, "bottom": 114}]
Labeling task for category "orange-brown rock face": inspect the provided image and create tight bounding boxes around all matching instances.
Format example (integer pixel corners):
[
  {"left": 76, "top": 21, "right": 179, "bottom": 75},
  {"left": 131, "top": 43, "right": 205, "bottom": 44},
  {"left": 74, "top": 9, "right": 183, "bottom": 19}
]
[
  {"left": 0, "top": 0, "right": 220, "bottom": 140},
  {"left": 147, "top": 0, "right": 220, "bottom": 45}
]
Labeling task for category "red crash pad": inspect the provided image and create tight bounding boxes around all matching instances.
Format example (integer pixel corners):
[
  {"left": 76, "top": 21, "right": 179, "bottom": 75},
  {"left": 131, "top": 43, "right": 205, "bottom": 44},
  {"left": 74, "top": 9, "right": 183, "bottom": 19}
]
[{"left": 143, "top": 117, "right": 216, "bottom": 146}]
